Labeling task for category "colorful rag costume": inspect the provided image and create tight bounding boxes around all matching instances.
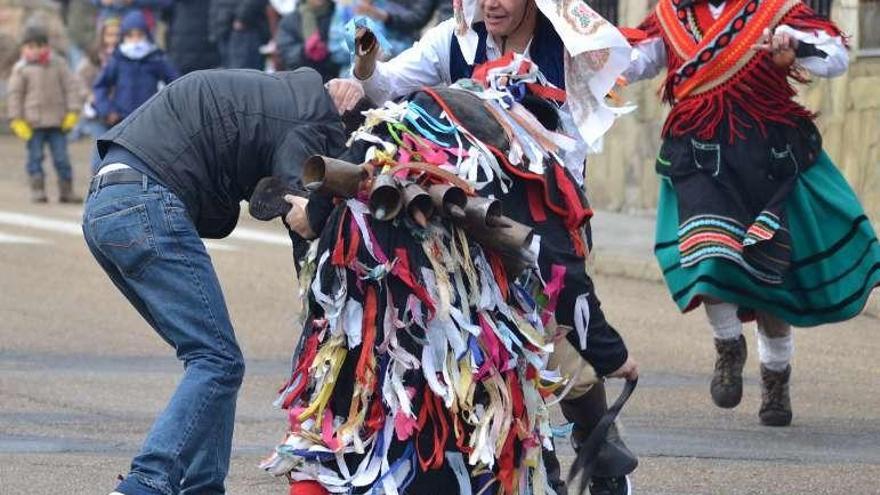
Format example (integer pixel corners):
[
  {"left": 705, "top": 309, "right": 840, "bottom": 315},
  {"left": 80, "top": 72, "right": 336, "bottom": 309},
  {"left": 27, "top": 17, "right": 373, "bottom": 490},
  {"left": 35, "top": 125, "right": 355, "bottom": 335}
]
[
  {"left": 311, "top": 0, "right": 644, "bottom": 490},
  {"left": 625, "top": 0, "right": 880, "bottom": 325},
  {"left": 260, "top": 63, "right": 635, "bottom": 491}
]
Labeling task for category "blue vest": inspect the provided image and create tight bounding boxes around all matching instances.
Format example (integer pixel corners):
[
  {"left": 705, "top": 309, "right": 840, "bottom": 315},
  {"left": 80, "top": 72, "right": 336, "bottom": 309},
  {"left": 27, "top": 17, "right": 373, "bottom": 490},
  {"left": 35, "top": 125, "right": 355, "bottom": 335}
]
[{"left": 448, "top": 13, "right": 565, "bottom": 89}]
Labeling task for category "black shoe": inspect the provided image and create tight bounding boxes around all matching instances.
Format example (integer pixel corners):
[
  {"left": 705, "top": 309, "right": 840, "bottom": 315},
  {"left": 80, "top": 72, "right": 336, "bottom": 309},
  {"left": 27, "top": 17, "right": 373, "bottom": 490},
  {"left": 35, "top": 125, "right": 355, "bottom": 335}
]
[
  {"left": 759, "top": 364, "right": 792, "bottom": 426},
  {"left": 591, "top": 422, "right": 638, "bottom": 478},
  {"left": 711, "top": 335, "right": 747, "bottom": 408},
  {"left": 589, "top": 475, "right": 632, "bottom": 495}
]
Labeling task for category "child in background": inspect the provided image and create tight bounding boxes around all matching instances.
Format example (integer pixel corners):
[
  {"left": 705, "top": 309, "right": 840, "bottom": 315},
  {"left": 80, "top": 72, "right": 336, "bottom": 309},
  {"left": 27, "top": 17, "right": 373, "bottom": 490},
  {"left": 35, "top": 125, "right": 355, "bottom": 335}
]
[
  {"left": 93, "top": 10, "right": 179, "bottom": 131},
  {"left": 7, "top": 25, "right": 83, "bottom": 203},
  {"left": 72, "top": 16, "right": 120, "bottom": 171}
]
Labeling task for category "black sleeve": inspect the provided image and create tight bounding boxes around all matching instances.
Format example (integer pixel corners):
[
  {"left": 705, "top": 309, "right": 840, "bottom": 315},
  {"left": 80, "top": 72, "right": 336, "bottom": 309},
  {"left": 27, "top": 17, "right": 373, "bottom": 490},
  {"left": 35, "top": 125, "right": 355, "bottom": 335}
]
[
  {"left": 305, "top": 191, "right": 336, "bottom": 235},
  {"left": 383, "top": 0, "right": 436, "bottom": 33},
  {"left": 272, "top": 123, "right": 342, "bottom": 188}
]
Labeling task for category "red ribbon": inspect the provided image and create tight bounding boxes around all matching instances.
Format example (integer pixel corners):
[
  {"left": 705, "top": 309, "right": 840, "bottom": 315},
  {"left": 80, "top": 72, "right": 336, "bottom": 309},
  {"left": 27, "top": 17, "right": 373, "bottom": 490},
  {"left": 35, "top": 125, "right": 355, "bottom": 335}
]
[
  {"left": 392, "top": 247, "right": 436, "bottom": 318},
  {"left": 416, "top": 388, "right": 450, "bottom": 472}
]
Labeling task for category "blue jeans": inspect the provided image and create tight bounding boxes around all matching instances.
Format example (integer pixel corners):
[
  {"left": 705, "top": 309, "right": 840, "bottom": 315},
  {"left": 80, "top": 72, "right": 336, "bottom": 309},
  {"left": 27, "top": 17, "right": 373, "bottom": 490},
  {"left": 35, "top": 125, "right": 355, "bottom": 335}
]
[
  {"left": 26, "top": 128, "right": 73, "bottom": 180},
  {"left": 82, "top": 176, "right": 244, "bottom": 495}
]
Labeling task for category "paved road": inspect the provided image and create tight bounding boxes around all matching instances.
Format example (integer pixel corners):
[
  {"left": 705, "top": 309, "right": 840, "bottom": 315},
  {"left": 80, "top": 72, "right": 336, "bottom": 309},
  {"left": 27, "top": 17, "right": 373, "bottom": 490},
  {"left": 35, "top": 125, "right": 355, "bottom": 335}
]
[{"left": 1, "top": 138, "right": 878, "bottom": 494}]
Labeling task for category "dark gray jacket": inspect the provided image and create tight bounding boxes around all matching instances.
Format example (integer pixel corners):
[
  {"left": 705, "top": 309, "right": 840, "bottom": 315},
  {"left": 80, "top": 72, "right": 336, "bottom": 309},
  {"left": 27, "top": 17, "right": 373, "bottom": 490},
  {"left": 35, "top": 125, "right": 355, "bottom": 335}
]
[{"left": 98, "top": 68, "right": 346, "bottom": 238}]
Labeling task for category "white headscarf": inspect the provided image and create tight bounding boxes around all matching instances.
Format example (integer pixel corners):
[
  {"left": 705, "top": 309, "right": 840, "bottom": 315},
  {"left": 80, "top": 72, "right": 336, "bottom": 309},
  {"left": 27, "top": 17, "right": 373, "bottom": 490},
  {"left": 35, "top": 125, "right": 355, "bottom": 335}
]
[{"left": 453, "top": 0, "right": 634, "bottom": 149}]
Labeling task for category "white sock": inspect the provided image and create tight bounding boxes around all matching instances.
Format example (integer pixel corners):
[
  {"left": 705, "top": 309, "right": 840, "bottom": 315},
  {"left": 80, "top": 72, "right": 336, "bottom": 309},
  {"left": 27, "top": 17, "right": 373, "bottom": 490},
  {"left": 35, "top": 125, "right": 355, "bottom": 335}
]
[
  {"left": 755, "top": 326, "right": 793, "bottom": 371},
  {"left": 704, "top": 302, "right": 742, "bottom": 341}
]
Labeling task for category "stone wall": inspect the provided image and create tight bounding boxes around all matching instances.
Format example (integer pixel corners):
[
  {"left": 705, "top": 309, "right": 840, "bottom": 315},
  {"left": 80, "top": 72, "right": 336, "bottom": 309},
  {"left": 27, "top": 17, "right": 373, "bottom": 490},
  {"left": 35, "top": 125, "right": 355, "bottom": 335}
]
[{"left": 586, "top": 0, "right": 880, "bottom": 227}]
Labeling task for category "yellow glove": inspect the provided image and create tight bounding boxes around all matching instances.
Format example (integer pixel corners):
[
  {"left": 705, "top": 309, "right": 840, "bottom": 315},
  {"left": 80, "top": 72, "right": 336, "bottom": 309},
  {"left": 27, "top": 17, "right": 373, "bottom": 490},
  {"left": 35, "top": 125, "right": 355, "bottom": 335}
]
[
  {"left": 61, "top": 112, "right": 79, "bottom": 133},
  {"left": 9, "top": 119, "right": 33, "bottom": 141}
]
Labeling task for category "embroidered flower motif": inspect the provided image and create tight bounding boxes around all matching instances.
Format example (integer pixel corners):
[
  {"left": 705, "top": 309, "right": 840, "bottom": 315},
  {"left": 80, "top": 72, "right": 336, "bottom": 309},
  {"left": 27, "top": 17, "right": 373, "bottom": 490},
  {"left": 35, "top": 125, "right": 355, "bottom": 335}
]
[
  {"left": 585, "top": 48, "right": 610, "bottom": 70},
  {"left": 559, "top": 0, "right": 605, "bottom": 35}
]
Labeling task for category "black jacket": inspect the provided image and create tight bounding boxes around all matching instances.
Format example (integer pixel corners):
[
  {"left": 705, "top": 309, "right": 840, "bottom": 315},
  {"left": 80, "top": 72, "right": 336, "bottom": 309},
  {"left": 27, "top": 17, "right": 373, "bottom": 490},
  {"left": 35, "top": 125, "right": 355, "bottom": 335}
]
[
  {"left": 166, "top": 0, "right": 221, "bottom": 73},
  {"left": 98, "top": 68, "right": 347, "bottom": 239},
  {"left": 276, "top": 6, "right": 338, "bottom": 81}
]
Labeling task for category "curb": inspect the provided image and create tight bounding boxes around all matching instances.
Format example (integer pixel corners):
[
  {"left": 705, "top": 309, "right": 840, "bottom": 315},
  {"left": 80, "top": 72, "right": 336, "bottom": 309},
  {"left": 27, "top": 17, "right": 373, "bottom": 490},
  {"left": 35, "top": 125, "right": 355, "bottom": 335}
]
[{"left": 589, "top": 249, "right": 880, "bottom": 320}]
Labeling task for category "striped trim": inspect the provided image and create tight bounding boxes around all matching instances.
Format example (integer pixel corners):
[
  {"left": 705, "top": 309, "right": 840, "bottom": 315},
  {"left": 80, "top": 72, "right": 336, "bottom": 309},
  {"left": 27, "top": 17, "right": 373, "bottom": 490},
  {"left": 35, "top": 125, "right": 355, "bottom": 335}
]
[
  {"left": 657, "top": 221, "right": 880, "bottom": 294},
  {"left": 679, "top": 245, "right": 782, "bottom": 283},
  {"left": 744, "top": 212, "right": 781, "bottom": 246},
  {"left": 678, "top": 214, "right": 746, "bottom": 238},
  {"left": 677, "top": 214, "right": 782, "bottom": 283}
]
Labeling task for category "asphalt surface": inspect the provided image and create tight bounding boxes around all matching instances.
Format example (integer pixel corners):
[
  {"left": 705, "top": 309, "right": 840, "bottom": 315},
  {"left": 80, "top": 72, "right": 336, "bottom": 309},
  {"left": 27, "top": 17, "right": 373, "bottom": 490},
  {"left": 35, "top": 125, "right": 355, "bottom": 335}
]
[{"left": 1, "top": 137, "right": 878, "bottom": 494}]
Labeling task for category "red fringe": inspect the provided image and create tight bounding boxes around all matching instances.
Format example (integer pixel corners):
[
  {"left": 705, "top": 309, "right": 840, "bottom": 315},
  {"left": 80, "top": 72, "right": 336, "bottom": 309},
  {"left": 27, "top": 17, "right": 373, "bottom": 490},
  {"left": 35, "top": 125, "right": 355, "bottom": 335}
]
[
  {"left": 785, "top": 3, "right": 847, "bottom": 43},
  {"left": 641, "top": 3, "right": 844, "bottom": 142}
]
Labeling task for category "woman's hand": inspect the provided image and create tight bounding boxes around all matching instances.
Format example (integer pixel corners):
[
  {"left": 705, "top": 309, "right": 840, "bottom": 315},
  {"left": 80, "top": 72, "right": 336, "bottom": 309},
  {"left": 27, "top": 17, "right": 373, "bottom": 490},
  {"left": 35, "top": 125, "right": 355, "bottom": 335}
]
[
  {"left": 284, "top": 195, "right": 317, "bottom": 240},
  {"left": 754, "top": 28, "right": 798, "bottom": 69}
]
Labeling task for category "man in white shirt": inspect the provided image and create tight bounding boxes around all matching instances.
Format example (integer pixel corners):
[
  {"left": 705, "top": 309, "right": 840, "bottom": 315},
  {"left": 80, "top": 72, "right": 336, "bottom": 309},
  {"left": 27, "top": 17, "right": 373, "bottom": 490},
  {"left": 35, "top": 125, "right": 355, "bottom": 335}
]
[{"left": 326, "top": 1, "right": 642, "bottom": 494}]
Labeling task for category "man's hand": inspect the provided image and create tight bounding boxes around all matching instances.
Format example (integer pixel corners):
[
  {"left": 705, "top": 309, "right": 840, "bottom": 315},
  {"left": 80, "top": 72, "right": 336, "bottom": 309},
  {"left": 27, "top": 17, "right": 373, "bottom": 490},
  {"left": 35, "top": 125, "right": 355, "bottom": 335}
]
[
  {"left": 325, "top": 79, "right": 365, "bottom": 114},
  {"left": 284, "top": 195, "right": 317, "bottom": 240},
  {"left": 607, "top": 356, "right": 639, "bottom": 381},
  {"left": 754, "top": 28, "right": 798, "bottom": 69}
]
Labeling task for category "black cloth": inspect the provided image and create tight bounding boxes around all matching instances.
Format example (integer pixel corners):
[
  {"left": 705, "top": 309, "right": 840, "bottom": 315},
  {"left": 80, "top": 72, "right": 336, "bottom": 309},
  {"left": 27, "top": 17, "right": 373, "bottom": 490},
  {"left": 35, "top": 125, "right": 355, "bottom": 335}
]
[
  {"left": 166, "top": 0, "right": 221, "bottom": 73},
  {"left": 98, "top": 68, "right": 347, "bottom": 239},
  {"left": 276, "top": 6, "right": 338, "bottom": 80}
]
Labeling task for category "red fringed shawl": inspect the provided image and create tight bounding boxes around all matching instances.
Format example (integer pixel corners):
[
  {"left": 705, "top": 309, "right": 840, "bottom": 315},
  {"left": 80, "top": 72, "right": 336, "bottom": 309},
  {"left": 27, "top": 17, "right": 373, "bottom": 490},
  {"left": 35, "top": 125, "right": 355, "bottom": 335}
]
[{"left": 637, "top": 0, "right": 844, "bottom": 142}]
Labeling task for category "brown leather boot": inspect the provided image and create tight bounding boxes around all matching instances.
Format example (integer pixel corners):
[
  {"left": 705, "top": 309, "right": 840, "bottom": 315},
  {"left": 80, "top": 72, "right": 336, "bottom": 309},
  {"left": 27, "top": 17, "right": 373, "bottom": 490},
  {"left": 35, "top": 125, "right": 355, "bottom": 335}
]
[
  {"left": 711, "top": 335, "right": 747, "bottom": 408},
  {"left": 759, "top": 364, "right": 792, "bottom": 426},
  {"left": 29, "top": 175, "right": 48, "bottom": 203},
  {"left": 58, "top": 179, "right": 82, "bottom": 204}
]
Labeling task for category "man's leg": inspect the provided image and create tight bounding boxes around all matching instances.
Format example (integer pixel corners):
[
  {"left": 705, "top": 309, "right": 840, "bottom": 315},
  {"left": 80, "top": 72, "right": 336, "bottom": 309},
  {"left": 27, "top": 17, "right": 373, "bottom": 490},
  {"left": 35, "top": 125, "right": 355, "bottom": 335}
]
[
  {"left": 83, "top": 180, "right": 243, "bottom": 495},
  {"left": 704, "top": 300, "right": 747, "bottom": 408},
  {"left": 755, "top": 313, "right": 793, "bottom": 426},
  {"left": 548, "top": 295, "right": 638, "bottom": 495},
  {"left": 26, "top": 130, "right": 48, "bottom": 202}
]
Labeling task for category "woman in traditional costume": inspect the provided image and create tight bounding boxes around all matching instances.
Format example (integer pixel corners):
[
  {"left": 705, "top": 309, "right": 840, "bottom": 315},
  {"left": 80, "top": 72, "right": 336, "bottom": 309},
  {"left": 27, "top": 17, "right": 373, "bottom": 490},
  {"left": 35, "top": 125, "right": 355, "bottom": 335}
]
[{"left": 624, "top": 0, "right": 880, "bottom": 426}]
